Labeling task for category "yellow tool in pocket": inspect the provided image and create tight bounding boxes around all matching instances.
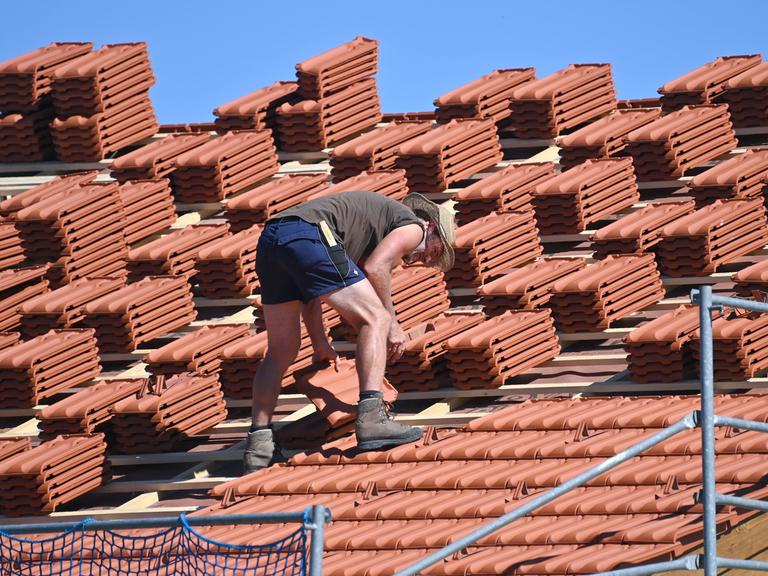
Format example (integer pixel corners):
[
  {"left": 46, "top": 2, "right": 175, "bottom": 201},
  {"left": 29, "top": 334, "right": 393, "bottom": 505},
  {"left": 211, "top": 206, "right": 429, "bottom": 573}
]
[{"left": 318, "top": 220, "right": 337, "bottom": 247}]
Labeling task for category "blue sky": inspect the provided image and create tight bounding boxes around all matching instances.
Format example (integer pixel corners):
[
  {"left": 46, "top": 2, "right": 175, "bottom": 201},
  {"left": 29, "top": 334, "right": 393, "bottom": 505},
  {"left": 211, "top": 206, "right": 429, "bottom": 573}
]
[{"left": 2, "top": 1, "right": 766, "bottom": 124}]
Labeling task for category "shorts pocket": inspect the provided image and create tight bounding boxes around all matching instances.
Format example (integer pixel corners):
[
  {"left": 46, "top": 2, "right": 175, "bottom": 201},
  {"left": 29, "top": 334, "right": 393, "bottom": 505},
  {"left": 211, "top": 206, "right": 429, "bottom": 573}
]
[{"left": 326, "top": 243, "right": 351, "bottom": 278}]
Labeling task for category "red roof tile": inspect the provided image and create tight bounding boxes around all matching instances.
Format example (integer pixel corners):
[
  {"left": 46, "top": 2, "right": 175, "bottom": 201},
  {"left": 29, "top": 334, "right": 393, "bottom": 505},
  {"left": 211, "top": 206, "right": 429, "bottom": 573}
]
[
  {"left": 117, "top": 178, "right": 177, "bottom": 245},
  {"left": 109, "top": 133, "right": 210, "bottom": 182},
  {"left": 194, "top": 224, "right": 262, "bottom": 298},
  {"left": 0, "top": 264, "right": 50, "bottom": 331},
  {"left": 717, "top": 60, "right": 768, "bottom": 127},
  {"left": 0, "top": 170, "right": 98, "bottom": 218},
  {"left": 213, "top": 80, "right": 301, "bottom": 137},
  {"left": 316, "top": 169, "right": 409, "bottom": 201},
  {"left": 688, "top": 149, "right": 768, "bottom": 206},
  {"left": 295, "top": 36, "right": 378, "bottom": 99}
]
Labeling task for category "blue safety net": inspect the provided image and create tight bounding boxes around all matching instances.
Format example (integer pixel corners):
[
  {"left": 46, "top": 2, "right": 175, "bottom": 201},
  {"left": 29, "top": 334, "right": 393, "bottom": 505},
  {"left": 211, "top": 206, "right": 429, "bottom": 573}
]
[{"left": 0, "top": 516, "right": 307, "bottom": 576}]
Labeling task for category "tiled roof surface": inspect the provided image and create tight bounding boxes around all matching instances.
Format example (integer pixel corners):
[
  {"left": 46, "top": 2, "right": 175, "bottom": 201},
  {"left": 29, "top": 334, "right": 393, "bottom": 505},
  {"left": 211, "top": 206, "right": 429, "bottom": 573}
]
[{"left": 1, "top": 40, "right": 768, "bottom": 574}]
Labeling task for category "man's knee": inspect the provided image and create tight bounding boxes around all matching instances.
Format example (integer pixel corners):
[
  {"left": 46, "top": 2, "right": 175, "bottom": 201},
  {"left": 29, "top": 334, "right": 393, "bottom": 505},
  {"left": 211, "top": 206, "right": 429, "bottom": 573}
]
[{"left": 263, "top": 343, "right": 300, "bottom": 373}]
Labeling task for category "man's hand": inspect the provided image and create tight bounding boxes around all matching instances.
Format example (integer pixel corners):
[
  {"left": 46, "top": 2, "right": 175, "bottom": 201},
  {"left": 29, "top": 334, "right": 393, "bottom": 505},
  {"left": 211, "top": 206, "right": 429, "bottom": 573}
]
[
  {"left": 312, "top": 340, "right": 340, "bottom": 371},
  {"left": 387, "top": 319, "right": 408, "bottom": 361}
]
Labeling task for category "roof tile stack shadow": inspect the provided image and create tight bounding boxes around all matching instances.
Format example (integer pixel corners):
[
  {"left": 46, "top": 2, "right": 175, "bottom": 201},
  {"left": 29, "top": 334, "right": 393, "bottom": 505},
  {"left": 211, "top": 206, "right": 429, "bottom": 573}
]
[
  {"left": 19, "top": 276, "right": 125, "bottom": 338},
  {"left": 213, "top": 81, "right": 301, "bottom": 142},
  {"left": 145, "top": 324, "right": 252, "bottom": 379},
  {"left": 170, "top": 130, "right": 279, "bottom": 202},
  {"left": 716, "top": 60, "right": 768, "bottom": 128},
  {"left": 49, "top": 43, "right": 158, "bottom": 162},
  {"left": 0, "top": 328, "right": 101, "bottom": 409},
  {"left": 0, "top": 42, "right": 93, "bottom": 162},
  {"left": 506, "top": 63, "right": 617, "bottom": 138},
  {"left": 109, "top": 372, "right": 226, "bottom": 454},
  {"left": 193, "top": 225, "right": 262, "bottom": 298},
  {"left": 0, "top": 433, "right": 108, "bottom": 516},
  {"left": 309, "top": 169, "right": 409, "bottom": 201},
  {"left": 656, "top": 198, "right": 768, "bottom": 277},
  {"left": 434, "top": 68, "right": 536, "bottom": 124},
  {"left": 532, "top": 157, "right": 640, "bottom": 235},
  {"left": 690, "top": 310, "right": 768, "bottom": 380},
  {"left": 117, "top": 178, "right": 177, "bottom": 245},
  {"left": 478, "top": 258, "right": 586, "bottom": 316},
  {"left": 589, "top": 200, "right": 696, "bottom": 259},
  {"left": 453, "top": 162, "right": 555, "bottom": 226},
  {"left": 549, "top": 254, "right": 665, "bottom": 333},
  {"left": 0, "top": 220, "right": 25, "bottom": 270},
  {"left": 394, "top": 118, "right": 502, "bottom": 195},
  {"left": 127, "top": 223, "right": 229, "bottom": 281},
  {"left": 329, "top": 121, "right": 432, "bottom": 181},
  {"left": 109, "top": 133, "right": 209, "bottom": 182},
  {"left": 0, "top": 264, "right": 50, "bottom": 331},
  {"left": 13, "top": 182, "right": 128, "bottom": 287},
  {"left": 624, "top": 305, "right": 704, "bottom": 383},
  {"left": 658, "top": 55, "right": 762, "bottom": 113},
  {"left": 443, "top": 309, "right": 560, "bottom": 389},
  {"left": 387, "top": 314, "right": 485, "bottom": 392},
  {"left": 37, "top": 378, "right": 145, "bottom": 441},
  {"left": 80, "top": 275, "right": 196, "bottom": 353},
  {"left": 445, "top": 211, "right": 543, "bottom": 290},
  {"left": 557, "top": 108, "right": 662, "bottom": 170},
  {"left": 687, "top": 149, "right": 768, "bottom": 207},
  {"left": 733, "top": 259, "right": 768, "bottom": 297},
  {"left": 0, "top": 171, "right": 98, "bottom": 218},
  {"left": 224, "top": 174, "right": 329, "bottom": 232},
  {"left": 624, "top": 104, "right": 738, "bottom": 181}
]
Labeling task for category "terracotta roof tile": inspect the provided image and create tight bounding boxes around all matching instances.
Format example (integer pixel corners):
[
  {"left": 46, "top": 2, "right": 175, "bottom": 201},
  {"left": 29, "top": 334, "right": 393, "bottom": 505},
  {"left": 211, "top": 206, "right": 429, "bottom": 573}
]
[
  {"left": 171, "top": 129, "right": 279, "bottom": 202},
  {"left": 533, "top": 157, "right": 640, "bottom": 234},
  {"left": 213, "top": 80, "right": 301, "bottom": 138},
  {"left": 625, "top": 104, "right": 738, "bottom": 180},
  {"left": 315, "top": 168, "right": 409, "bottom": 201},
  {"left": 688, "top": 149, "right": 768, "bottom": 206},
  {"left": 395, "top": 118, "right": 502, "bottom": 194},
  {"left": 507, "top": 63, "right": 617, "bottom": 138},
  {"left": 0, "top": 264, "right": 49, "bottom": 331},
  {"left": 733, "top": 258, "right": 768, "bottom": 297},
  {"left": 0, "top": 220, "right": 25, "bottom": 270},
  {"left": 657, "top": 198, "right": 768, "bottom": 276},
  {"left": 434, "top": 68, "right": 535, "bottom": 124},
  {"left": 549, "top": 254, "right": 664, "bottom": 332},
  {"left": 717, "top": 60, "right": 768, "bottom": 128},
  {"left": 193, "top": 224, "right": 262, "bottom": 298},
  {"left": 453, "top": 162, "right": 555, "bottom": 225},
  {"left": 0, "top": 106, "right": 56, "bottom": 161},
  {"left": 295, "top": 36, "right": 378, "bottom": 99},
  {"left": 117, "top": 178, "right": 177, "bottom": 245},
  {"left": 659, "top": 55, "right": 762, "bottom": 113},
  {"left": 224, "top": 174, "right": 329, "bottom": 231},
  {"left": 0, "top": 331, "right": 20, "bottom": 352},
  {"left": 0, "top": 437, "right": 30, "bottom": 462},
  {"left": 110, "top": 133, "right": 210, "bottom": 182},
  {"left": 0, "top": 170, "right": 98, "bottom": 218},
  {"left": 385, "top": 266, "right": 450, "bottom": 333},
  {"left": 329, "top": 121, "right": 432, "bottom": 181},
  {"left": 690, "top": 311, "right": 768, "bottom": 380}
]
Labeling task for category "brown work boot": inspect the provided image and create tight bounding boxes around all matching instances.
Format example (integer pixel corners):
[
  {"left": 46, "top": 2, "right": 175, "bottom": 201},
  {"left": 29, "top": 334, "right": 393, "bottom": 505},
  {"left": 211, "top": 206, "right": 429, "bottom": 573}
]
[
  {"left": 243, "top": 429, "right": 284, "bottom": 474},
  {"left": 355, "top": 396, "right": 423, "bottom": 450}
]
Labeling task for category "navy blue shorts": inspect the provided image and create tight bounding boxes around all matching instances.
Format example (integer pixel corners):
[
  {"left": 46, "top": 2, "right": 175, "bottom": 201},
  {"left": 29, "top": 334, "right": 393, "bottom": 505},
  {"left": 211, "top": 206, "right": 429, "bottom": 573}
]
[{"left": 256, "top": 217, "right": 366, "bottom": 304}]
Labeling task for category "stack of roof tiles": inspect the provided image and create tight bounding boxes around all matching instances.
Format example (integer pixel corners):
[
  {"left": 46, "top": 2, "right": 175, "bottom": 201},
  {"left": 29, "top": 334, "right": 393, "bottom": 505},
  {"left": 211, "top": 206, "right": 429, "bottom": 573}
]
[
  {"left": 691, "top": 311, "right": 768, "bottom": 380},
  {"left": 170, "top": 130, "right": 279, "bottom": 202},
  {"left": 14, "top": 181, "right": 128, "bottom": 287},
  {"left": 0, "top": 42, "right": 92, "bottom": 162},
  {"left": 0, "top": 170, "right": 98, "bottom": 218},
  {"left": 395, "top": 118, "right": 502, "bottom": 194},
  {"left": 109, "top": 372, "right": 226, "bottom": 453},
  {"left": 127, "top": 223, "right": 229, "bottom": 281},
  {"left": 687, "top": 149, "right": 768, "bottom": 207},
  {"left": 557, "top": 108, "right": 661, "bottom": 169},
  {"left": 145, "top": 324, "right": 251, "bottom": 378},
  {"left": 443, "top": 309, "right": 559, "bottom": 389},
  {"left": 478, "top": 258, "right": 585, "bottom": 315},
  {"left": 446, "top": 211, "right": 543, "bottom": 289},
  {"left": 717, "top": 60, "right": 768, "bottom": 128},
  {"left": 624, "top": 104, "right": 738, "bottom": 180},
  {"left": 49, "top": 42, "right": 158, "bottom": 162},
  {"left": 213, "top": 80, "right": 300, "bottom": 139},
  {"left": 275, "top": 37, "right": 381, "bottom": 151},
  {"left": 109, "top": 133, "right": 209, "bottom": 182},
  {"left": 452, "top": 162, "right": 554, "bottom": 226},
  {"left": 193, "top": 225, "right": 262, "bottom": 298},
  {"left": 387, "top": 314, "right": 485, "bottom": 391},
  {"left": 37, "top": 378, "right": 145, "bottom": 441},
  {"left": 311, "top": 169, "right": 409, "bottom": 201},
  {"left": 656, "top": 198, "right": 768, "bottom": 277},
  {"left": 80, "top": 275, "right": 196, "bottom": 353},
  {"left": 0, "top": 328, "right": 100, "bottom": 409},
  {"left": 532, "top": 157, "right": 640, "bottom": 235},
  {"left": 117, "top": 178, "right": 177, "bottom": 245},
  {"left": 658, "top": 55, "right": 762, "bottom": 113},
  {"left": 733, "top": 259, "right": 768, "bottom": 297},
  {"left": 19, "top": 276, "right": 124, "bottom": 338},
  {"left": 625, "top": 305, "right": 703, "bottom": 383},
  {"left": 328, "top": 121, "right": 431, "bottom": 181},
  {"left": 0, "top": 331, "right": 20, "bottom": 352},
  {"left": 549, "top": 254, "right": 665, "bottom": 332},
  {"left": 506, "top": 63, "right": 617, "bottom": 138},
  {"left": 434, "top": 68, "right": 535, "bottom": 124},
  {"left": 0, "top": 264, "right": 49, "bottom": 331},
  {"left": 390, "top": 266, "right": 450, "bottom": 332},
  {"left": 224, "top": 174, "right": 328, "bottom": 232},
  {"left": 590, "top": 200, "right": 696, "bottom": 259},
  {"left": 0, "top": 438, "right": 29, "bottom": 461},
  {"left": 0, "top": 220, "right": 25, "bottom": 270},
  {"left": 0, "top": 434, "right": 108, "bottom": 516}
]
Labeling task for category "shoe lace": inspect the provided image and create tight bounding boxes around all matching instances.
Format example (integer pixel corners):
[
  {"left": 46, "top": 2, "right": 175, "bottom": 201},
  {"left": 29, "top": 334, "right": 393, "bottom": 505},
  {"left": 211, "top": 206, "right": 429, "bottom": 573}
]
[{"left": 382, "top": 400, "right": 396, "bottom": 420}]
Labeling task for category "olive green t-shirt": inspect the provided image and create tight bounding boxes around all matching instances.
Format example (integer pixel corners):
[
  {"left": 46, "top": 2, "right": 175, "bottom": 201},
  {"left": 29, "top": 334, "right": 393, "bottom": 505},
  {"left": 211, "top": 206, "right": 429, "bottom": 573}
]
[{"left": 274, "top": 191, "right": 422, "bottom": 263}]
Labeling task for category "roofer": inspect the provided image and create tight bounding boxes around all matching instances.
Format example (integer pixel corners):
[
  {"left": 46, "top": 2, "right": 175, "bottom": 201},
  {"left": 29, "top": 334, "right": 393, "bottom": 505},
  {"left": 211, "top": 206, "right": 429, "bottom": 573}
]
[{"left": 244, "top": 190, "right": 456, "bottom": 473}]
